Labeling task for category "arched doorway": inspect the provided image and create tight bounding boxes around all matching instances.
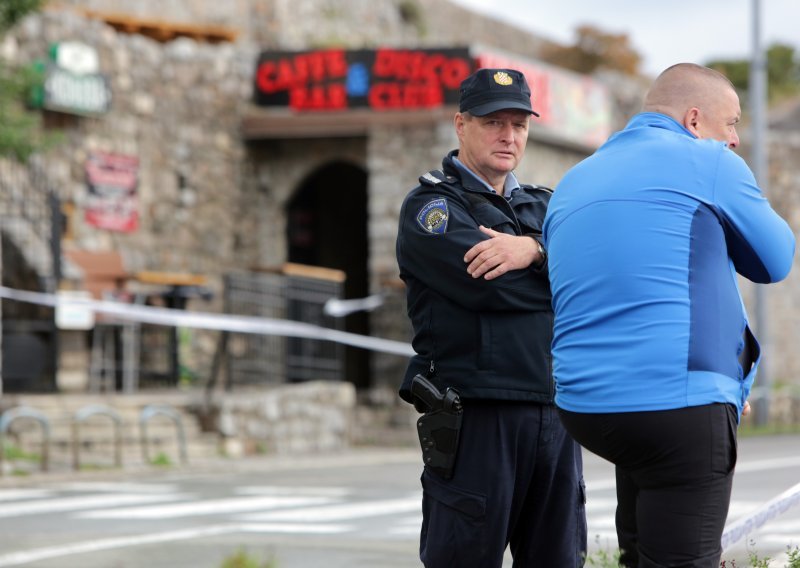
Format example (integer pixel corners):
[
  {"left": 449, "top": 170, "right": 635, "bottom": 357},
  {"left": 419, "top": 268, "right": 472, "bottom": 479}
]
[{"left": 286, "top": 162, "right": 370, "bottom": 389}]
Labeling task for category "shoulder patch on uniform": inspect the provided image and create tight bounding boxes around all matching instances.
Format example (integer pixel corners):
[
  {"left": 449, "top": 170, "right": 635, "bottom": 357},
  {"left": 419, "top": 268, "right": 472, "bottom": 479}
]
[{"left": 416, "top": 198, "right": 449, "bottom": 234}]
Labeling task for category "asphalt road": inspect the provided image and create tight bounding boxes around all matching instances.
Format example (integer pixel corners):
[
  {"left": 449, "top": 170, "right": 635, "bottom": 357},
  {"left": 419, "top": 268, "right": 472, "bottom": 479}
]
[{"left": 0, "top": 435, "right": 797, "bottom": 567}]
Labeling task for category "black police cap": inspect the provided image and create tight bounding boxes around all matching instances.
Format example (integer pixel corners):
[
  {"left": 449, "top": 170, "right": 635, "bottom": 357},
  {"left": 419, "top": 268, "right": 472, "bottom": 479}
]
[{"left": 458, "top": 68, "right": 540, "bottom": 117}]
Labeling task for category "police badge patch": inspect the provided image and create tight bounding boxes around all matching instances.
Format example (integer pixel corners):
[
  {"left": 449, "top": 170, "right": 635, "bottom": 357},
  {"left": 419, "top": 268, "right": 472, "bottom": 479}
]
[{"left": 416, "top": 198, "right": 449, "bottom": 234}]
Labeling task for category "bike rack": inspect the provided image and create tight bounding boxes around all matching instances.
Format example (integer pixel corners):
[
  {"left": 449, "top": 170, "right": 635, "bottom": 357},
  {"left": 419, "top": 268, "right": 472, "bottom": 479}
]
[
  {"left": 0, "top": 406, "right": 50, "bottom": 475},
  {"left": 139, "top": 405, "right": 188, "bottom": 465},
  {"left": 72, "top": 405, "right": 123, "bottom": 471}
]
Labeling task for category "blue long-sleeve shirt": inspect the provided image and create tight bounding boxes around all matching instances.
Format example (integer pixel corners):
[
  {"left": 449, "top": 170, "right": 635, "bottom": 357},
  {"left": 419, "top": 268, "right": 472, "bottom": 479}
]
[{"left": 543, "top": 112, "right": 795, "bottom": 417}]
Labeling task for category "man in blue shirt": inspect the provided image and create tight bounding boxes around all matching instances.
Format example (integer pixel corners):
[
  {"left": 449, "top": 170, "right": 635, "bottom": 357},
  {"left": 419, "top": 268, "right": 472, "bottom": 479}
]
[{"left": 544, "top": 63, "right": 795, "bottom": 567}]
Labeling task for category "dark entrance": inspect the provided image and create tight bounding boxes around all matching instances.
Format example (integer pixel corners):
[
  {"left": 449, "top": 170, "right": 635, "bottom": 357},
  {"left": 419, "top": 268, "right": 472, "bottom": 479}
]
[
  {"left": 286, "top": 162, "right": 370, "bottom": 389},
  {"left": 1, "top": 233, "right": 58, "bottom": 392}
]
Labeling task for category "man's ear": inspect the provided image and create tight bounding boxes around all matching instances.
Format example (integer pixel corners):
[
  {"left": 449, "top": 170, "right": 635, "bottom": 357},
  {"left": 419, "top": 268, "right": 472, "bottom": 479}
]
[
  {"left": 454, "top": 112, "right": 465, "bottom": 137},
  {"left": 683, "top": 107, "right": 701, "bottom": 138}
]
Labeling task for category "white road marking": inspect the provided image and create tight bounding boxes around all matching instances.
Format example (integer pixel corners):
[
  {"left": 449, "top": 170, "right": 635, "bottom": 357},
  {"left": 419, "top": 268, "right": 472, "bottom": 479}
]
[
  {"left": 0, "top": 493, "right": 186, "bottom": 518},
  {"left": 0, "top": 524, "right": 239, "bottom": 567},
  {"left": 588, "top": 514, "right": 617, "bottom": 529},
  {"left": 55, "top": 482, "right": 178, "bottom": 493},
  {"left": 586, "top": 455, "right": 800, "bottom": 493},
  {"left": 586, "top": 478, "right": 617, "bottom": 491},
  {"left": 77, "top": 495, "right": 336, "bottom": 519},
  {"left": 585, "top": 497, "right": 618, "bottom": 511},
  {"left": 236, "top": 486, "right": 352, "bottom": 497},
  {"left": 736, "top": 456, "right": 800, "bottom": 474},
  {"left": 0, "top": 523, "right": 354, "bottom": 567},
  {"left": 0, "top": 490, "right": 52, "bottom": 502},
  {"left": 727, "top": 500, "right": 763, "bottom": 516},
  {"left": 395, "top": 514, "right": 422, "bottom": 526},
  {"left": 238, "top": 522, "right": 353, "bottom": 534},
  {"left": 388, "top": 525, "right": 420, "bottom": 536},
  {"left": 388, "top": 514, "right": 422, "bottom": 537},
  {"left": 239, "top": 497, "right": 421, "bottom": 522},
  {"left": 0, "top": 476, "right": 793, "bottom": 568}
]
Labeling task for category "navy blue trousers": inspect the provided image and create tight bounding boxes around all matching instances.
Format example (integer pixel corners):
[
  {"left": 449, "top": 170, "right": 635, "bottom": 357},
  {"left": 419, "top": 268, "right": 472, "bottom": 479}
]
[
  {"left": 419, "top": 401, "right": 587, "bottom": 568},
  {"left": 559, "top": 403, "right": 737, "bottom": 568}
]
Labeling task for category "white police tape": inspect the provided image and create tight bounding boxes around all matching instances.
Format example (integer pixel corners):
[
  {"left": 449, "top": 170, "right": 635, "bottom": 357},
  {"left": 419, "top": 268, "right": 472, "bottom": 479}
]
[
  {"left": 323, "top": 294, "right": 384, "bottom": 317},
  {"left": 0, "top": 286, "right": 414, "bottom": 357},
  {"left": 721, "top": 478, "right": 800, "bottom": 550}
]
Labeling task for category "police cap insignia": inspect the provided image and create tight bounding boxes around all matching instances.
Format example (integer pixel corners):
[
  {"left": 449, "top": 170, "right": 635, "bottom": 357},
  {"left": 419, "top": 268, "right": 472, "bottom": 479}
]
[
  {"left": 416, "top": 198, "right": 449, "bottom": 234},
  {"left": 493, "top": 71, "right": 513, "bottom": 86}
]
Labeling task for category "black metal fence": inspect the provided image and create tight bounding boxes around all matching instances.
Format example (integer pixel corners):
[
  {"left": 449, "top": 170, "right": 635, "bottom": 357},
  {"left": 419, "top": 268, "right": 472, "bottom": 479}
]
[{"left": 219, "top": 271, "right": 345, "bottom": 387}]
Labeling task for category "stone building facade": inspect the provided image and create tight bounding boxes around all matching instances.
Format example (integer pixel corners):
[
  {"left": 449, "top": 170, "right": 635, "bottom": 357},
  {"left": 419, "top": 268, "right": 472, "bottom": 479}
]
[{"left": 0, "top": 0, "right": 797, "bottom": 404}]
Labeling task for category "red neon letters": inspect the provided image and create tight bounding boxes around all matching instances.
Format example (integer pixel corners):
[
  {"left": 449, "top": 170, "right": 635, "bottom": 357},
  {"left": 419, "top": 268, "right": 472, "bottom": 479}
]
[{"left": 256, "top": 50, "right": 348, "bottom": 95}]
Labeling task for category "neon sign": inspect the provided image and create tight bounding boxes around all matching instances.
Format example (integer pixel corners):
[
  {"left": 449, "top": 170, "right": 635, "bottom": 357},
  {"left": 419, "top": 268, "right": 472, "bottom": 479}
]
[{"left": 253, "top": 48, "right": 472, "bottom": 112}]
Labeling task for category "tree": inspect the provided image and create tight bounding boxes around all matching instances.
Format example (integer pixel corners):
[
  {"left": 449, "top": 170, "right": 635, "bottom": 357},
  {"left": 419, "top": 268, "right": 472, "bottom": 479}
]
[
  {"left": 541, "top": 25, "right": 642, "bottom": 76},
  {"left": 706, "top": 43, "right": 800, "bottom": 102},
  {"left": 0, "top": 0, "right": 43, "bottom": 34},
  {"left": 0, "top": 0, "right": 46, "bottom": 161}
]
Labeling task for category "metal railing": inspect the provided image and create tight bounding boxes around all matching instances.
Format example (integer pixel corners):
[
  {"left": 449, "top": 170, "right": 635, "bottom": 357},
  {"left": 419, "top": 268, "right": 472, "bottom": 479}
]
[
  {"left": 71, "top": 404, "right": 123, "bottom": 470},
  {"left": 139, "top": 404, "right": 188, "bottom": 465},
  {"left": 0, "top": 406, "right": 51, "bottom": 475}
]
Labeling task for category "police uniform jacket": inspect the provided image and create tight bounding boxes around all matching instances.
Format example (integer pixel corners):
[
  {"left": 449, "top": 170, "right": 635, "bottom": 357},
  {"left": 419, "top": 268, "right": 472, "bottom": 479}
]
[{"left": 396, "top": 150, "right": 554, "bottom": 404}]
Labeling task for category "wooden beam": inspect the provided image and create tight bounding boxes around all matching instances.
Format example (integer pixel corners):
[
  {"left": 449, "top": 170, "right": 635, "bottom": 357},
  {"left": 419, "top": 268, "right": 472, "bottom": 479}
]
[
  {"left": 136, "top": 271, "right": 208, "bottom": 287},
  {"left": 77, "top": 9, "right": 237, "bottom": 44},
  {"left": 281, "top": 262, "right": 347, "bottom": 283}
]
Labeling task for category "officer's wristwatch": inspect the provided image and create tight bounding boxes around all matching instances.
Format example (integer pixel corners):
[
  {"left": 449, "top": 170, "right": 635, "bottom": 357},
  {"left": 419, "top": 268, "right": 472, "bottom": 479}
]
[{"left": 529, "top": 235, "right": 547, "bottom": 268}]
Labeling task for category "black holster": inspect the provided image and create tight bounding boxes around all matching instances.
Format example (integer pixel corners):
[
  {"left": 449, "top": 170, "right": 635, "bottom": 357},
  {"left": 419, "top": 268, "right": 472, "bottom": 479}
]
[{"left": 411, "top": 374, "right": 463, "bottom": 479}]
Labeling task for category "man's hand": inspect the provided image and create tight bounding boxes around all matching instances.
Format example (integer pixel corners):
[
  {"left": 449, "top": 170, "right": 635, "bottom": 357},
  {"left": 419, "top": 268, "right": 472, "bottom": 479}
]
[
  {"left": 464, "top": 226, "right": 541, "bottom": 280},
  {"left": 742, "top": 400, "right": 751, "bottom": 417}
]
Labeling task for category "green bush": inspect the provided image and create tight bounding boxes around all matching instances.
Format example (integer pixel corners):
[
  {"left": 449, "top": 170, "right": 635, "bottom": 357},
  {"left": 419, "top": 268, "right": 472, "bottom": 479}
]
[
  {"left": 220, "top": 548, "right": 276, "bottom": 568},
  {"left": 2, "top": 442, "right": 39, "bottom": 461},
  {"left": 150, "top": 452, "right": 172, "bottom": 467},
  {"left": 589, "top": 538, "right": 800, "bottom": 567}
]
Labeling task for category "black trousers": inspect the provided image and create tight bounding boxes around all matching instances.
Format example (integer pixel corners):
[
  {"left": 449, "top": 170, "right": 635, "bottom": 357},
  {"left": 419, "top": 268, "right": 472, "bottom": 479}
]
[
  {"left": 559, "top": 403, "right": 738, "bottom": 568},
  {"left": 419, "top": 401, "right": 587, "bottom": 568}
]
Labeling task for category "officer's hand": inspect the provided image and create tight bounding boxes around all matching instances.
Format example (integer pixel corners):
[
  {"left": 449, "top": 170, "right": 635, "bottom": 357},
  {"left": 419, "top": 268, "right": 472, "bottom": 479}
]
[
  {"left": 464, "top": 226, "right": 540, "bottom": 280},
  {"left": 742, "top": 400, "right": 751, "bottom": 416}
]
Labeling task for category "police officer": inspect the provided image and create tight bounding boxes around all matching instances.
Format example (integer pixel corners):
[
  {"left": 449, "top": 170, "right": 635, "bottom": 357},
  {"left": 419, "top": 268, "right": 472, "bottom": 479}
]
[{"left": 396, "top": 68, "right": 587, "bottom": 568}]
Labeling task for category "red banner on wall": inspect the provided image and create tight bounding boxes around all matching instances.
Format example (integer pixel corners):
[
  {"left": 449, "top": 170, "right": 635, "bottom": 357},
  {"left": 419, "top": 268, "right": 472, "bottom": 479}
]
[
  {"left": 475, "top": 50, "right": 612, "bottom": 148},
  {"left": 84, "top": 151, "right": 139, "bottom": 232}
]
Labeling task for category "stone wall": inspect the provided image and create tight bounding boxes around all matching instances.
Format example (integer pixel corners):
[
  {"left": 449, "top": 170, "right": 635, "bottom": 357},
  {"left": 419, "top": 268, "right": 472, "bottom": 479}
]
[
  {"left": 215, "top": 380, "right": 357, "bottom": 455},
  {"left": 5, "top": 10, "right": 252, "bottom": 295}
]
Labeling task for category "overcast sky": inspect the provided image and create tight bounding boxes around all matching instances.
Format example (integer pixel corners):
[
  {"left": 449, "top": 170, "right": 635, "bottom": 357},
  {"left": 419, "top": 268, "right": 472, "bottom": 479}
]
[{"left": 449, "top": 0, "right": 800, "bottom": 77}]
